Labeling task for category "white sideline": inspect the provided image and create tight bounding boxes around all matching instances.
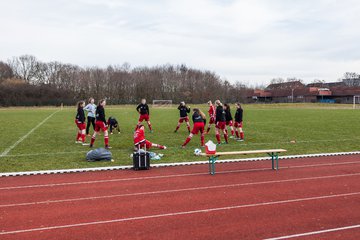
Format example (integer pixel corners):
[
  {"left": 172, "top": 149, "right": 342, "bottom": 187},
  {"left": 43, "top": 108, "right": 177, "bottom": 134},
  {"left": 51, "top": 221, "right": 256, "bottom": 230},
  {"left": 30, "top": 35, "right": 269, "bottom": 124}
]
[
  {"left": 265, "top": 224, "right": 360, "bottom": 240},
  {"left": 1, "top": 191, "right": 360, "bottom": 236},
  {"left": 0, "top": 110, "right": 60, "bottom": 157},
  {"left": 1, "top": 160, "right": 360, "bottom": 190},
  {"left": 1, "top": 151, "right": 360, "bottom": 177},
  {"left": 1, "top": 172, "right": 360, "bottom": 208}
]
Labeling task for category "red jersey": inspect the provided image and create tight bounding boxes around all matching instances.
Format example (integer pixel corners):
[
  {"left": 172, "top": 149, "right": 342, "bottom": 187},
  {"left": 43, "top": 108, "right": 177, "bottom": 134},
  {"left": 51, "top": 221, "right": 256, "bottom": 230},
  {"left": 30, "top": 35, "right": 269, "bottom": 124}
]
[
  {"left": 134, "top": 128, "right": 145, "bottom": 145},
  {"left": 208, "top": 105, "right": 215, "bottom": 117}
]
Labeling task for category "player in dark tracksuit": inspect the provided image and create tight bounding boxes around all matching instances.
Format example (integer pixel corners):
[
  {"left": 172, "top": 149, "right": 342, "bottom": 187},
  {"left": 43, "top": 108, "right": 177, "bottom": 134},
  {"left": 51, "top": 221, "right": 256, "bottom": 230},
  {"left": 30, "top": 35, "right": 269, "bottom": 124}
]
[
  {"left": 174, "top": 101, "right": 191, "bottom": 133},
  {"left": 224, "top": 103, "right": 235, "bottom": 138},
  {"left": 182, "top": 108, "right": 206, "bottom": 147},
  {"left": 234, "top": 103, "right": 244, "bottom": 141},
  {"left": 215, "top": 100, "right": 228, "bottom": 144},
  {"left": 107, "top": 116, "right": 120, "bottom": 134},
  {"left": 75, "top": 101, "right": 88, "bottom": 145},
  {"left": 136, "top": 99, "right": 152, "bottom": 132},
  {"left": 90, "top": 99, "right": 111, "bottom": 149}
]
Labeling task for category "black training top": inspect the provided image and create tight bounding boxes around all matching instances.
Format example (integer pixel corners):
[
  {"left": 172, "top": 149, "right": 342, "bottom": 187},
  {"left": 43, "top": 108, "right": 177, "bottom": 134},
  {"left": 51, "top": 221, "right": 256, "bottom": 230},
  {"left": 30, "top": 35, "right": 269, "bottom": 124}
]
[
  {"left": 136, "top": 103, "right": 150, "bottom": 115},
  {"left": 235, "top": 108, "right": 243, "bottom": 122},
  {"left": 225, "top": 108, "right": 233, "bottom": 121},
  {"left": 76, "top": 107, "right": 85, "bottom": 123},
  {"left": 96, "top": 105, "right": 106, "bottom": 123},
  {"left": 178, "top": 105, "right": 190, "bottom": 117},
  {"left": 215, "top": 106, "right": 226, "bottom": 123},
  {"left": 107, "top": 117, "right": 118, "bottom": 125},
  {"left": 192, "top": 112, "right": 204, "bottom": 123}
]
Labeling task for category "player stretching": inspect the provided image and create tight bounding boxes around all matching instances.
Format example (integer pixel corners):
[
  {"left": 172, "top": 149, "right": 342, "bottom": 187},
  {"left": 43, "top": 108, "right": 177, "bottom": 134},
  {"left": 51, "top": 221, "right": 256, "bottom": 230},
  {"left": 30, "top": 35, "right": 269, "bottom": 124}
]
[
  {"left": 136, "top": 99, "right": 152, "bottom": 132},
  {"left": 75, "top": 101, "right": 88, "bottom": 145},
  {"left": 90, "top": 99, "right": 111, "bottom": 149},
  {"left": 182, "top": 108, "right": 206, "bottom": 148},
  {"left": 224, "top": 103, "right": 235, "bottom": 138},
  {"left": 134, "top": 125, "right": 166, "bottom": 150},
  {"left": 206, "top": 100, "right": 215, "bottom": 134},
  {"left": 215, "top": 100, "right": 228, "bottom": 145},
  {"left": 234, "top": 103, "right": 244, "bottom": 141},
  {"left": 174, "top": 101, "right": 191, "bottom": 133}
]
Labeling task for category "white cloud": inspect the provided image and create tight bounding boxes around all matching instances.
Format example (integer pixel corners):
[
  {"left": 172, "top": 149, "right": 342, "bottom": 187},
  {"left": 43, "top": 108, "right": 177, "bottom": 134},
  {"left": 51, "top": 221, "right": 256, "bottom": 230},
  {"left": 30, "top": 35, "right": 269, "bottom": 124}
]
[{"left": 0, "top": 0, "right": 359, "bottom": 84}]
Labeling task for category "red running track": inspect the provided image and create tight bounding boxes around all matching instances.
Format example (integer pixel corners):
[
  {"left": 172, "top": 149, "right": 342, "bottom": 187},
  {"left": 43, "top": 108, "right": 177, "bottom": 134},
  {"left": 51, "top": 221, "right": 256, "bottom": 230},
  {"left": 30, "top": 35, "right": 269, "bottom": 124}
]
[{"left": 1, "top": 155, "right": 360, "bottom": 240}]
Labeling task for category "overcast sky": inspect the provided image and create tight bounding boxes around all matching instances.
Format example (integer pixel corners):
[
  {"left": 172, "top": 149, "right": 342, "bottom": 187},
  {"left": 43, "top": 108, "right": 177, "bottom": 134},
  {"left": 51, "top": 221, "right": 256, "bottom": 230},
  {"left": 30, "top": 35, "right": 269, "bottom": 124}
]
[{"left": 0, "top": 0, "right": 359, "bottom": 85}]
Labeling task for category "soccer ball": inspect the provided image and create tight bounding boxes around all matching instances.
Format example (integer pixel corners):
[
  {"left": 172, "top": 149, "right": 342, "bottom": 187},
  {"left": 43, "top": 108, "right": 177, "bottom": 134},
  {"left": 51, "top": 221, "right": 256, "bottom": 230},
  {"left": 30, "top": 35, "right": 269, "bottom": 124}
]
[{"left": 194, "top": 148, "right": 202, "bottom": 156}]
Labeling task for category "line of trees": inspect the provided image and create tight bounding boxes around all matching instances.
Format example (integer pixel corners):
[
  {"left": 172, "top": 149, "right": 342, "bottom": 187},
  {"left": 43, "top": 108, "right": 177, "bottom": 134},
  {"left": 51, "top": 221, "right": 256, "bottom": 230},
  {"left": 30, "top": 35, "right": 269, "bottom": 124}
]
[{"left": 0, "top": 55, "right": 250, "bottom": 106}]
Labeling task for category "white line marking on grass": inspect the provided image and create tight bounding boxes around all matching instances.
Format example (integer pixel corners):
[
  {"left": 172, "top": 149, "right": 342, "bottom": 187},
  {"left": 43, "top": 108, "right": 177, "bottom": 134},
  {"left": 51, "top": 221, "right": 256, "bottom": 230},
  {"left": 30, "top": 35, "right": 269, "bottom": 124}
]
[
  {"left": 1, "top": 172, "right": 360, "bottom": 208},
  {"left": 265, "top": 224, "right": 360, "bottom": 240},
  {"left": 1, "top": 191, "right": 360, "bottom": 236},
  {"left": 1, "top": 160, "right": 360, "bottom": 190},
  {"left": 0, "top": 110, "right": 60, "bottom": 157}
]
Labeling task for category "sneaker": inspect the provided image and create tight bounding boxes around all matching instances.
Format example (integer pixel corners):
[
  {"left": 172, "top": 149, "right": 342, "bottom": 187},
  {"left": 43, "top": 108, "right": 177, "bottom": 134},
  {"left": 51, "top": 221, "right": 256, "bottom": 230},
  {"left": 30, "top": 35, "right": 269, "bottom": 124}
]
[
  {"left": 237, "top": 138, "right": 244, "bottom": 142},
  {"left": 75, "top": 141, "right": 82, "bottom": 144},
  {"left": 105, "top": 146, "right": 112, "bottom": 149},
  {"left": 162, "top": 146, "right": 167, "bottom": 150},
  {"left": 89, "top": 144, "right": 93, "bottom": 148},
  {"left": 110, "top": 132, "right": 113, "bottom": 135},
  {"left": 82, "top": 143, "right": 90, "bottom": 146},
  {"left": 230, "top": 135, "right": 235, "bottom": 139}
]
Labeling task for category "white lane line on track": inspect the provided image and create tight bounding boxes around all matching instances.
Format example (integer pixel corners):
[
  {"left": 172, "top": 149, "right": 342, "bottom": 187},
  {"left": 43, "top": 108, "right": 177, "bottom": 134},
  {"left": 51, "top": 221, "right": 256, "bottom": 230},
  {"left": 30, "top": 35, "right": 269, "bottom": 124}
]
[
  {"left": 1, "top": 172, "right": 360, "bottom": 208},
  {"left": 265, "top": 224, "right": 360, "bottom": 240},
  {"left": 1, "top": 160, "right": 360, "bottom": 191},
  {"left": 1, "top": 191, "right": 360, "bottom": 236},
  {"left": 0, "top": 110, "right": 60, "bottom": 157}
]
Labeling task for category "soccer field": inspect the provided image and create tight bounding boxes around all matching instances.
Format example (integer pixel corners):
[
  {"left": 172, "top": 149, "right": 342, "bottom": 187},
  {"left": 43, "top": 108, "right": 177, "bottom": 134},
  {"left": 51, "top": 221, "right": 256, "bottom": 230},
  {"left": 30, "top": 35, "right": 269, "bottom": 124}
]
[{"left": 0, "top": 104, "right": 359, "bottom": 173}]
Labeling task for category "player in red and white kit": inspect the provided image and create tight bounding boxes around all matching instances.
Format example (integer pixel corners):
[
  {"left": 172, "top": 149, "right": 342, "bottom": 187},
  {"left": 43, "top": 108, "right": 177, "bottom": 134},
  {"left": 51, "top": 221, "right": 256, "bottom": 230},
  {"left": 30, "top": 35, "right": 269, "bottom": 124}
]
[
  {"left": 224, "top": 103, "right": 235, "bottom": 138},
  {"left": 134, "top": 125, "right": 166, "bottom": 150},
  {"left": 215, "top": 100, "right": 228, "bottom": 144},
  {"left": 136, "top": 99, "right": 152, "bottom": 132},
  {"left": 181, "top": 108, "right": 206, "bottom": 148},
  {"left": 174, "top": 101, "right": 191, "bottom": 133},
  {"left": 75, "top": 100, "right": 89, "bottom": 146},
  {"left": 234, "top": 102, "right": 245, "bottom": 141},
  {"left": 90, "top": 99, "right": 111, "bottom": 149},
  {"left": 206, "top": 100, "right": 215, "bottom": 134}
]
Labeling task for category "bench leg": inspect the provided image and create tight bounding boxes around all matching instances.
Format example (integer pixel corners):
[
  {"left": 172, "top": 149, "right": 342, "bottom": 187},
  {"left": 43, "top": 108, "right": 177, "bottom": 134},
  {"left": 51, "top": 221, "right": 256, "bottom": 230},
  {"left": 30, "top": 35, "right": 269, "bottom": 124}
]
[
  {"left": 269, "top": 153, "right": 279, "bottom": 171},
  {"left": 208, "top": 156, "right": 218, "bottom": 175}
]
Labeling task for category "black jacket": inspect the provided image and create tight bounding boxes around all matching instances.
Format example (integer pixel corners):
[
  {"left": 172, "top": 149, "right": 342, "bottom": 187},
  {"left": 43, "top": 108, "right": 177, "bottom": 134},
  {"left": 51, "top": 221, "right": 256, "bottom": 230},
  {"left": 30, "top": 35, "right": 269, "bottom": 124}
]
[
  {"left": 178, "top": 105, "right": 190, "bottom": 117},
  {"left": 215, "top": 106, "right": 226, "bottom": 123},
  {"left": 76, "top": 107, "right": 85, "bottom": 123},
  {"left": 136, "top": 104, "right": 150, "bottom": 115},
  {"left": 225, "top": 109, "right": 233, "bottom": 121},
  {"left": 235, "top": 108, "right": 243, "bottom": 122},
  {"left": 96, "top": 105, "right": 106, "bottom": 123}
]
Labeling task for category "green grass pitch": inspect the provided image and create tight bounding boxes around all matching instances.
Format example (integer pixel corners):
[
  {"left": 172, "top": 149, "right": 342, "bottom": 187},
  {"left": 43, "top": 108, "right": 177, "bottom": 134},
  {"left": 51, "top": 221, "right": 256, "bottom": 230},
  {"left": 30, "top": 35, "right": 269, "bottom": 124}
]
[{"left": 0, "top": 104, "right": 360, "bottom": 173}]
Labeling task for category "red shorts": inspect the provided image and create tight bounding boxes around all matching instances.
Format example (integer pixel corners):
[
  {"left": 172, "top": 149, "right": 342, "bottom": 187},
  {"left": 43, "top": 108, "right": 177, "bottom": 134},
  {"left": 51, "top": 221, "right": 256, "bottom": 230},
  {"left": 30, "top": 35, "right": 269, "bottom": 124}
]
[
  {"left": 136, "top": 140, "right": 152, "bottom": 149},
  {"left": 234, "top": 121, "right": 243, "bottom": 128},
  {"left": 95, "top": 121, "right": 108, "bottom": 132},
  {"left": 226, "top": 120, "right": 233, "bottom": 126},
  {"left": 209, "top": 116, "right": 215, "bottom": 124},
  {"left": 191, "top": 122, "right": 205, "bottom": 135},
  {"left": 215, "top": 121, "right": 226, "bottom": 130},
  {"left": 75, "top": 120, "right": 86, "bottom": 130},
  {"left": 139, "top": 114, "right": 150, "bottom": 122},
  {"left": 179, "top": 116, "right": 189, "bottom": 123}
]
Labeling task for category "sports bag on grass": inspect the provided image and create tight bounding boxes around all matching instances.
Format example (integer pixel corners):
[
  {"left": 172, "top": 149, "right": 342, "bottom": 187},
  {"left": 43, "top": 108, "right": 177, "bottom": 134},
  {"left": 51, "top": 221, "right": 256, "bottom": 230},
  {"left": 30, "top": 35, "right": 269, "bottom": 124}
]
[{"left": 86, "top": 148, "right": 112, "bottom": 162}]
